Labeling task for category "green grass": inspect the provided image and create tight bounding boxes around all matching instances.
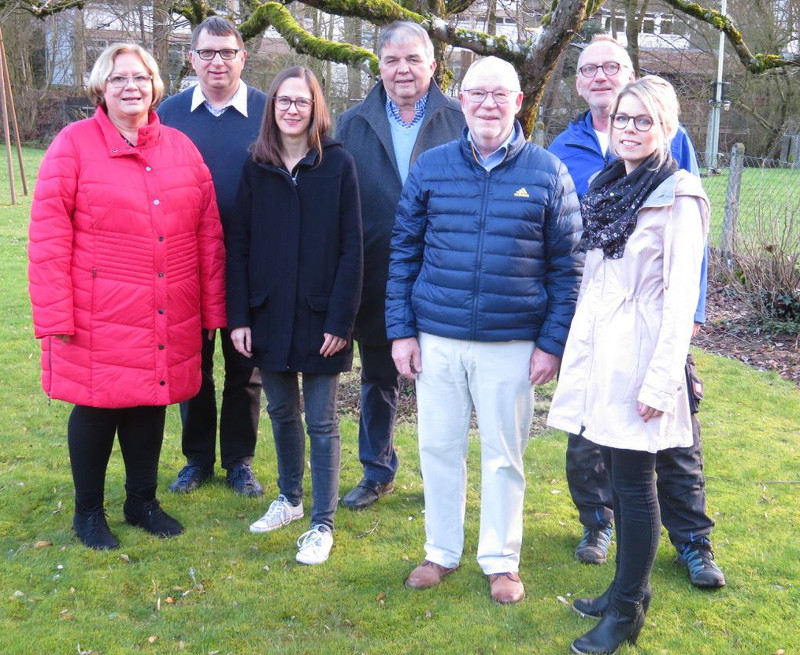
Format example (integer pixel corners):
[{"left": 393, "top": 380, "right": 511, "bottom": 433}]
[
  {"left": 2, "top": 148, "right": 800, "bottom": 654},
  {"left": 701, "top": 167, "right": 800, "bottom": 248}
]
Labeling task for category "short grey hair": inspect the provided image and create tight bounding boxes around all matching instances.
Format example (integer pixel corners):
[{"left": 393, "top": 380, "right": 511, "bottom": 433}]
[
  {"left": 378, "top": 21, "right": 434, "bottom": 62},
  {"left": 462, "top": 56, "right": 520, "bottom": 91}
]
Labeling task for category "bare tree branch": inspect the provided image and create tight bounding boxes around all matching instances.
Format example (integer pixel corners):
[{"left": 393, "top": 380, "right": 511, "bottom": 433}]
[{"left": 662, "top": 0, "right": 800, "bottom": 71}]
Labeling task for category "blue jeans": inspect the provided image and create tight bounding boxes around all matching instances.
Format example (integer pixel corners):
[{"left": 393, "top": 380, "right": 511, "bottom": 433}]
[{"left": 261, "top": 371, "right": 341, "bottom": 530}]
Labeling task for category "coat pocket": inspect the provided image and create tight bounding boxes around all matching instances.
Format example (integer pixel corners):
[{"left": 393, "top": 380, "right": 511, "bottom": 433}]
[
  {"left": 305, "top": 294, "right": 330, "bottom": 354},
  {"left": 249, "top": 293, "right": 269, "bottom": 351}
]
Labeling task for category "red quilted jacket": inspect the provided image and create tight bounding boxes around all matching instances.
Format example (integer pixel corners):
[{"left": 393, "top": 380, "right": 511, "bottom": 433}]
[{"left": 29, "top": 107, "right": 226, "bottom": 408}]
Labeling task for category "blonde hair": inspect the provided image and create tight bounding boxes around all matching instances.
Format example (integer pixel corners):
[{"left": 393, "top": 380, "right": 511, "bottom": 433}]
[
  {"left": 609, "top": 75, "right": 679, "bottom": 168},
  {"left": 86, "top": 43, "right": 164, "bottom": 109}
]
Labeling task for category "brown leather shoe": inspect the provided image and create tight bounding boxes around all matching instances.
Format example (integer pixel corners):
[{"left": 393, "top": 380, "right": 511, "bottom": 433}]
[
  {"left": 488, "top": 572, "right": 525, "bottom": 604},
  {"left": 405, "top": 560, "right": 458, "bottom": 589}
]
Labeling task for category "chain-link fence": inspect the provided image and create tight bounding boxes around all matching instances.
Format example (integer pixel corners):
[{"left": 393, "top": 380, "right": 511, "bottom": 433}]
[{"left": 697, "top": 148, "right": 800, "bottom": 250}]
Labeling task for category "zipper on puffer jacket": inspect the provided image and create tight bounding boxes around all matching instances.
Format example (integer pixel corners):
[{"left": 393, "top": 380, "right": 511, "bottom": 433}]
[{"left": 470, "top": 169, "right": 492, "bottom": 340}]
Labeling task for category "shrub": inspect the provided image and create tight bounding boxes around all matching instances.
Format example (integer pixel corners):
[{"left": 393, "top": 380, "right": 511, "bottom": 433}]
[{"left": 714, "top": 205, "right": 800, "bottom": 333}]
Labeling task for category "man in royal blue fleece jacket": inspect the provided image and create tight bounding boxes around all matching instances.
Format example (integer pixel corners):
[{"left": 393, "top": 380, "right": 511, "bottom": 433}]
[{"left": 548, "top": 35, "right": 725, "bottom": 589}]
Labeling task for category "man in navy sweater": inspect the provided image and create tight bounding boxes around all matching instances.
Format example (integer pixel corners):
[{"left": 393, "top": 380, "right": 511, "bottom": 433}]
[
  {"left": 158, "top": 17, "right": 267, "bottom": 497},
  {"left": 548, "top": 35, "right": 725, "bottom": 588}
]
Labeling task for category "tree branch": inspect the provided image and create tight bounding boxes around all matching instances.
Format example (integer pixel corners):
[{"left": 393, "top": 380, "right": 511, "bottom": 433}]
[
  {"left": 662, "top": 0, "right": 800, "bottom": 71},
  {"left": 12, "top": 0, "right": 85, "bottom": 17},
  {"left": 239, "top": 2, "right": 380, "bottom": 75}
]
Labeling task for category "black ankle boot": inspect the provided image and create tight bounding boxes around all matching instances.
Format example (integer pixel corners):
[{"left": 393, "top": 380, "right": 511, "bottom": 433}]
[
  {"left": 124, "top": 498, "right": 184, "bottom": 537},
  {"left": 573, "top": 583, "right": 652, "bottom": 620},
  {"left": 73, "top": 509, "right": 120, "bottom": 550},
  {"left": 570, "top": 599, "right": 646, "bottom": 655}
]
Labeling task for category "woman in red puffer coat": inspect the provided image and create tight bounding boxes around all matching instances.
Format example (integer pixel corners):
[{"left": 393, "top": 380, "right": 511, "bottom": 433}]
[{"left": 28, "top": 43, "right": 226, "bottom": 550}]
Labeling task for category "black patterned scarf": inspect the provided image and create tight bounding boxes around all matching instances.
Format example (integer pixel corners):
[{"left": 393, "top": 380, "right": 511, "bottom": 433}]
[{"left": 579, "top": 152, "right": 678, "bottom": 259}]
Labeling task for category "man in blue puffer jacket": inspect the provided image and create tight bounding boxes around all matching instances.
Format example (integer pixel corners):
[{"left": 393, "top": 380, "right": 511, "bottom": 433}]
[{"left": 386, "top": 57, "right": 583, "bottom": 604}]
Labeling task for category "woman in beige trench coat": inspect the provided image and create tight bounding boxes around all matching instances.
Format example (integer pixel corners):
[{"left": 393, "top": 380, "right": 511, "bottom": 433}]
[{"left": 548, "top": 76, "right": 709, "bottom": 655}]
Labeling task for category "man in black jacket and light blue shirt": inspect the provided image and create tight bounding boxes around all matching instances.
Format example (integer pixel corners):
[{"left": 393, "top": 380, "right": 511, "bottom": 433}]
[
  {"left": 336, "top": 21, "right": 464, "bottom": 510},
  {"left": 386, "top": 56, "right": 583, "bottom": 604},
  {"left": 158, "top": 17, "right": 266, "bottom": 497}
]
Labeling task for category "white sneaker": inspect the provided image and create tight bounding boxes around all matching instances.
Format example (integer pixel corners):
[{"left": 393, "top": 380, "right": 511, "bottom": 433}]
[
  {"left": 295, "top": 525, "right": 333, "bottom": 565},
  {"left": 249, "top": 495, "right": 304, "bottom": 533}
]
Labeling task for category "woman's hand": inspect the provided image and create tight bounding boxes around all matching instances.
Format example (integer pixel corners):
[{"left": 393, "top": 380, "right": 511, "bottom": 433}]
[
  {"left": 230, "top": 327, "right": 253, "bottom": 358},
  {"left": 637, "top": 402, "right": 664, "bottom": 422},
  {"left": 320, "top": 333, "right": 346, "bottom": 357}
]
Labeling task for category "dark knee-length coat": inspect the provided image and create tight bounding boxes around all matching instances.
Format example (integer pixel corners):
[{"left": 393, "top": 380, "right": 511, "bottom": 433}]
[{"left": 226, "top": 138, "right": 363, "bottom": 375}]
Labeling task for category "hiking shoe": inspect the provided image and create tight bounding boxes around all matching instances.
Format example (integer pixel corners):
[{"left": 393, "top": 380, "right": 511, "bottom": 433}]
[
  {"left": 575, "top": 524, "right": 614, "bottom": 564},
  {"left": 676, "top": 539, "right": 726, "bottom": 588},
  {"left": 124, "top": 498, "right": 184, "bottom": 538},
  {"left": 73, "top": 509, "right": 120, "bottom": 550},
  {"left": 168, "top": 464, "right": 213, "bottom": 493},
  {"left": 249, "top": 495, "right": 304, "bottom": 533},
  {"left": 225, "top": 462, "right": 264, "bottom": 498},
  {"left": 296, "top": 525, "right": 333, "bottom": 565}
]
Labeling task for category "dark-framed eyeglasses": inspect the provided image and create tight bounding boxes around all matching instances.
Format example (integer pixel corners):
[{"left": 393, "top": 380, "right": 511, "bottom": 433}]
[
  {"left": 578, "top": 62, "right": 623, "bottom": 78},
  {"left": 274, "top": 96, "right": 313, "bottom": 111},
  {"left": 106, "top": 74, "right": 153, "bottom": 88},
  {"left": 193, "top": 48, "right": 240, "bottom": 61},
  {"left": 462, "top": 88, "right": 518, "bottom": 105},
  {"left": 610, "top": 113, "right": 655, "bottom": 132}
]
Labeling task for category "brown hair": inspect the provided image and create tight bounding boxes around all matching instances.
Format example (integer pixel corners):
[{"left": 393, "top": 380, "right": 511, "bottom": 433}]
[
  {"left": 250, "top": 66, "right": 330, "bottom": 167},
  {"left": 86, "top": 43, "right": 164, "bottom": 108},
  {"left": 191, "top": 16, "right": 244, "bottom": 50}
]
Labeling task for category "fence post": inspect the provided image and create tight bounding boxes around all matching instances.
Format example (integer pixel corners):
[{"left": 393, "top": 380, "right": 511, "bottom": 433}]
[
  {"left": 532, "top": 121, "right": 545, "bottom": 147},
  {"left": 721, "top": 142, "right": 745, "bottom": 268}
]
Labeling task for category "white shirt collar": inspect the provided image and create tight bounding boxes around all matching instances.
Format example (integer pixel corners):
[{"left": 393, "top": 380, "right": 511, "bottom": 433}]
[{"left": 190, "top": 81, "right": 249, "bottom": 117}]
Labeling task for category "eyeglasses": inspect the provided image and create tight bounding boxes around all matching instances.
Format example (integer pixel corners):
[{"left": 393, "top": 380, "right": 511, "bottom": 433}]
[
  {"left": 578, "top": 62, "right": 624, "bottom": 78},
  {"left": 193, "top": 48, "right": 240, "bottom": 61},
  {"left": 462, "top": 88, "right": 519, "bottom": 105},
  {"left": 610, "top": 113, "right": 655, "bottom": 132},
  {"left": 274, "top": 96, "right": 313, "bottom": 111},
  {"left": 106, "top": 74, "right": 153, "bottom": 89}
]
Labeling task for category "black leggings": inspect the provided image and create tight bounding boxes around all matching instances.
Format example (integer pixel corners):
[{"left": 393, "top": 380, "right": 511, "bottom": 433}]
[
  {"left": 68, "top": 405, "right": 166, "bottom": 512},
  {"left": 600, "top": 445, "right": 661, "bottom": 604}
]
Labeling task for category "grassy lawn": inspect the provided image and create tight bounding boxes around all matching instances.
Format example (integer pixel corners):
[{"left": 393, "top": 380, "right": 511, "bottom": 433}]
[
  {"left": 701, "top": 167, "right": 800, "bottom": 249},
  {"left": 1, "top": 148, "right": 799, "bottom": 654}
]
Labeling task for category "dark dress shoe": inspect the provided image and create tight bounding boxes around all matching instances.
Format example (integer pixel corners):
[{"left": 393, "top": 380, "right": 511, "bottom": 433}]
[
  {"left": 225, "top": 462, "right": 264, "bottom": 498},
  {"left": 124, "top": 498, "right": 184, "bottom": 537},
  {"left": 341, "top": 478, "right": 394, "bottom": 509},
  {"left": 73, "top": 509, "right": 120, "bottom": 550},
  {"left": 168, "top": 464, "right": 213, "bottom": 493},
  {"left": 571, "top": 599, "right": 646, "bottom": 655}
]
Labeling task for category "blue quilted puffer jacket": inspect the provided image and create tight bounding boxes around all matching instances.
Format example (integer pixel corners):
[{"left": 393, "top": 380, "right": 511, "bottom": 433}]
[{"left": 385, "top": 124, "right": 584, "bottom": 357}]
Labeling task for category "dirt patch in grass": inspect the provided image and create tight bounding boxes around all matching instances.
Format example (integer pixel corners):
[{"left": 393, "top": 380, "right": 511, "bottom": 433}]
[
  {"left": 695, "top": 282, "right": 800, "bottom": 387},
  {"left": 339, "top": 284, "right": 799, "bottom": 426}
]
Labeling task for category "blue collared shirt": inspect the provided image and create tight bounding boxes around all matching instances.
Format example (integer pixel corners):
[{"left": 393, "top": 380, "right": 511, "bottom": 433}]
[
  {"left": 469, "top": 124, "right": 518, "bottom": 171},
  {"left": 385, "top": 93, "right": 429, "bottom": 128}
]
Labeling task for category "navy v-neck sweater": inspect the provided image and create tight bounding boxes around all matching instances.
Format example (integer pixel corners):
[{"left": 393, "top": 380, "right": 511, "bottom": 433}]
[{"left": 158, "top": 85, "right": 267, "bottom": 231}]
